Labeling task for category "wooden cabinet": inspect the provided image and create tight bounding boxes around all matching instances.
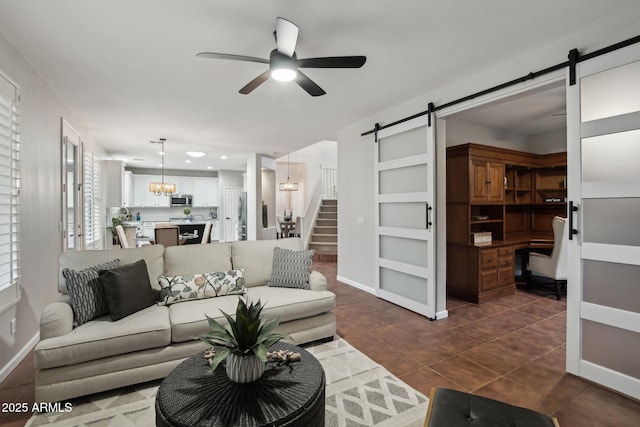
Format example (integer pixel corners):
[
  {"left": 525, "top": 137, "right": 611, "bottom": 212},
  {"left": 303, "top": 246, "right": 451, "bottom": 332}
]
[
  {"left": 505, "top": 165, "right": 532, "bottom": 204},
  {"left": 470, "top": 160, "right": 505, "bottom": 203},
  {"left": 447, "top": 243, "right": 516, "bottom": 303},
  {"left": 446, "top": 144, "right": 566, "bottom": 303}
]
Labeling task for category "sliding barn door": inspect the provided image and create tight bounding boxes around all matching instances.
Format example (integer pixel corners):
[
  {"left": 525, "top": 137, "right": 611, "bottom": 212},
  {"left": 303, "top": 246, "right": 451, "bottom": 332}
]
[
  {"left": 375, "top": 116, "right": 437, "bottom": 318},
  {"left": 566, "top": 43, "right": 640, "bottom": 399}
]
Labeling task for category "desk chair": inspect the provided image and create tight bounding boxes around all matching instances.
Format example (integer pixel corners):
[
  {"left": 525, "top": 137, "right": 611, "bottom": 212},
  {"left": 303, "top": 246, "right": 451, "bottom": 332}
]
[
  {"left": 155, "top": 226, "right": 180, "bottom": 247},
  {"left": 201, "top": 222, "right": 212, "bottom": 244},
  {"left": 526, "top": 216, "right": 568, "bottom": 300},
  {"left": 115, "top": 225, "right": 130, "bottom": 249}
]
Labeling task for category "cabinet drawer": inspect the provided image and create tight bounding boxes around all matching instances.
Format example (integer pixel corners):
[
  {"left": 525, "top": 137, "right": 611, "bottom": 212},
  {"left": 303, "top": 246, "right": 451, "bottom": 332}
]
[
  {"left": 498, "top": 267, "right": 514, "bottom": 287},
  {"left": 498, "top": 247, "right": 514, "bottom": 257},
  {"left": 479, "top": 249, "right": 498, "bottom": 270},
  {"left": 481, "top": 271, "right": 498, "bottom": 291},
  {"left": 498, "top": 256, "right": 512, "bottom": 267}
]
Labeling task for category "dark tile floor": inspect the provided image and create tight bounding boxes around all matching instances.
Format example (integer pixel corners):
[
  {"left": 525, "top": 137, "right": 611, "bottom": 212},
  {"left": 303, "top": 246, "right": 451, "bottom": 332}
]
[{"left": 1, "top": 259, "right": 639, "bottom": 426}]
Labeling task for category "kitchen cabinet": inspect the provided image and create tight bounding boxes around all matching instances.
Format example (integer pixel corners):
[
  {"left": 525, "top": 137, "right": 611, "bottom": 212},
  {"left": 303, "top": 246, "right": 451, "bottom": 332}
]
[
  {"left": 122, "top": 171, "right": 133, "bottom": 207},
  {"left": 127, "top": 173, "right": 218, "bottom": 207},
  {"left": 193, "top": 177, "right": 218, "bottom": 207},
  {"left": 132, "top": 174, "right": 170, "bottom": 207}
]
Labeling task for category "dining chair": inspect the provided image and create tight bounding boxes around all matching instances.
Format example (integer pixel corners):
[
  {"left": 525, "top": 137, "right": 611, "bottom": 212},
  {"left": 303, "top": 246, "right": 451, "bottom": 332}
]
[
  {"left": 155, "top": 226, "right": 180, "bottom": 247},
  {"left": 275, "top": 216, "right": 284, "bottom": 239},
  {"left": 293, "top": 216, "right": 302, "bottom": 238},
  {"left": 526, "top": 216, "right": 568, "bottom": 300},
  {"left": 201, "top": 222, "right": 212, "bottom": 244},
  {"left": 115, "top": 225, "right": 130, "bottom": 248}
]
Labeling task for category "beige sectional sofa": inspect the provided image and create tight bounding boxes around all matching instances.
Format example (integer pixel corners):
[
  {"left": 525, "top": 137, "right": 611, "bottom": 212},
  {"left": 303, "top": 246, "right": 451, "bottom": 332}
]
[{"left": 35, "top": 238, "right": 336, "bottom": 402}]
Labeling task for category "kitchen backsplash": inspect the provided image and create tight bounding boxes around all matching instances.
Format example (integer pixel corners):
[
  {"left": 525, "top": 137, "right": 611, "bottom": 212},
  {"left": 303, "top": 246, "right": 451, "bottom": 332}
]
[{"left": 130, "top": 206, "right": 217, "bottom": 222}]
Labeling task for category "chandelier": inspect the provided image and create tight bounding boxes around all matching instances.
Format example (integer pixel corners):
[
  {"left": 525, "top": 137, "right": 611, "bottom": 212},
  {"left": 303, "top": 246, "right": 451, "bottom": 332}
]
[
  {"left": 149, "top": 138, "right": 177, "bottom": 196},
  {"left": 279, "top": 155, "right": 298, "bottom": 191}
]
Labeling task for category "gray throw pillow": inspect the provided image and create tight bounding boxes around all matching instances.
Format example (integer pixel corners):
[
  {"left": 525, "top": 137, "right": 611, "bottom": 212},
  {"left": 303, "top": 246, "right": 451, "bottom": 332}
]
[
  {"left": 268, "top": 247, "right": 315, "bottom": 290},
  {"left": 62, "top": 259, "right": 121, "bottom": 327},
  {"left": 99, "top": 259, "right": 158, "bottom": 321}
]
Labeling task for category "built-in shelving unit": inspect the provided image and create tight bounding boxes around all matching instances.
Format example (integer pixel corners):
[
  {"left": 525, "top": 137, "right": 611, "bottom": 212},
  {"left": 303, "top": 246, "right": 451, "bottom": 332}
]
[{"left": 446, "top": 143, "right": 567, "bottom": 303}]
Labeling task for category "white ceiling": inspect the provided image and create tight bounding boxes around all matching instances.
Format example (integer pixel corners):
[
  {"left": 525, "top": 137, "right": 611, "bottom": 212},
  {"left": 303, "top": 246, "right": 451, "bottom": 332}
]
[{"left": 1, "top": 0, "right": 639, "bottom": 170}]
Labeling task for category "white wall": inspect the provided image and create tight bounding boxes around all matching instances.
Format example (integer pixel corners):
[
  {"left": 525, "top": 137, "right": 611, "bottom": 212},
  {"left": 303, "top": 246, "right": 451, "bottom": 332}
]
[
  {"left": 335, "top": 16, "right": 639, "bottom": 296},
  {"left": 445, "top": 119, "right": 528, "bottom": 150},
  {"left": 0, "top": 32, "right": 97, "bottom": 379},
  {"left": 527, "top": 128, "right": 567, "bottom": 154}
]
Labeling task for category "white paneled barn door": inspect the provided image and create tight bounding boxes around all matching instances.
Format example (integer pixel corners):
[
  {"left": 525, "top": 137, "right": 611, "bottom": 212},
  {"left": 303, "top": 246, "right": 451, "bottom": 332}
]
[
  {"left": 375, "top": 116, "right": 437, "bottom": 318},
  {"left": 566, "top": 42, "right": 640, "bottom": 399}
]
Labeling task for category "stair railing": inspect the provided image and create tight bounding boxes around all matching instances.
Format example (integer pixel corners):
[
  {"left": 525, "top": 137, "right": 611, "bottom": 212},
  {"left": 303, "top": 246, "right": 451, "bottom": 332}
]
[{"left": 301, "top": 169, "right": 324, "bottom": 249}]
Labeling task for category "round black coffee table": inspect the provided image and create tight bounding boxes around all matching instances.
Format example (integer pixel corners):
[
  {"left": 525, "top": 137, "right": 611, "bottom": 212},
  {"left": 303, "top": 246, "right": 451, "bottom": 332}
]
[{"left": 155, "top": 342, "right": 325, "bottom": 427}]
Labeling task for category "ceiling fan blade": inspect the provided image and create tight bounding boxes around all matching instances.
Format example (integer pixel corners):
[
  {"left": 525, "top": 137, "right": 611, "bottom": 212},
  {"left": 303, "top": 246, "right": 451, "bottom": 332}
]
[
  {"left": 239, "top": 70, "right": 271, "bottom": 94},
  {"left": 275, "top": 17, "right": 298, "bottom": 57},
  {"left": 295, "top": 71, "right": 326, "bottom": 97},
  {"left": 196, "top": 52, "right": 269, "bottom": 64},
  {"left": 297, "top": 56, "right": 367, "bottom": 68}
]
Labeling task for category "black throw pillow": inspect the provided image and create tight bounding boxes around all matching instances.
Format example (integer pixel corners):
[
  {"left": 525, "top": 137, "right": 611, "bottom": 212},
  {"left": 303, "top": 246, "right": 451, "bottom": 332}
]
[{"left": 99, "top": 259, "right": 157, "bottom": 321}]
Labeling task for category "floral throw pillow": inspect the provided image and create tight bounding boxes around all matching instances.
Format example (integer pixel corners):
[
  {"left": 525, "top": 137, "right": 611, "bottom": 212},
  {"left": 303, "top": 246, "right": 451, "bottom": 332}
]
[{"left": 158, "top": 269, "right": 246, "bottom": 306}]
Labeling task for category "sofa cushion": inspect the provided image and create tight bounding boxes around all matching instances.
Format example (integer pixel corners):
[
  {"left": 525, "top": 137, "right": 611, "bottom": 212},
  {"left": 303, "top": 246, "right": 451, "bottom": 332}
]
[
  {"left": 58, "top": 244, "right": 165, "bottom": 293},
  {"left": 247, "top": 286, "right": 336, "bottom": 323},
  {"left": 168, "top": 285, "right": 336, "bottom": 343},
  {"left": 62, "top": 259, "right": 121, "bottom": 326},
  {"left": 163, "top": 242, "right": 233, "bottom": 276},
  {"left": 168, "top": 294, "right": 246, "bottom": 343},
  {"left": 35, "top": 304, "right": 171, "bottom": 370},
  {"left": 99, "top": 259, "right": 159, "bottom": 321},
  {"left": 268, "top": 247, "right": 315, "bottom": 290},
  {"left": 158, "top": 269, "right": 246, "bottom": 305},
  {"left": 231, "top": 238, "right": 302, "bottom": 287}
]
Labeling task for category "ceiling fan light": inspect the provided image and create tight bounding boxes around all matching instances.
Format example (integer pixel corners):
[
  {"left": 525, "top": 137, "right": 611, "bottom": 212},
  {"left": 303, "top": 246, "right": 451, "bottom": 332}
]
[{"left": 271, "top": 68, "right": 297, "bottom": 82}]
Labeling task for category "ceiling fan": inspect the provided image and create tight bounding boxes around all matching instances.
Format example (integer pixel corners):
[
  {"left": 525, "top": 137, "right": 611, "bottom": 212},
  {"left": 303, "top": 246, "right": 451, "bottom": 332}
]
[{"left": 196, "top": 17, "right": 366, "bottom": 96}]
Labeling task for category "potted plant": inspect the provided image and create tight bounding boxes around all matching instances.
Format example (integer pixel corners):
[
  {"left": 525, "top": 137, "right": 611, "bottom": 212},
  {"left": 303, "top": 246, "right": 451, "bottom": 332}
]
[
  {"left": 183, "top": 207, "right": 192, "bottom": 219},
  {"left": 199, "top": 298, "right": 290, "bottom": 383}
]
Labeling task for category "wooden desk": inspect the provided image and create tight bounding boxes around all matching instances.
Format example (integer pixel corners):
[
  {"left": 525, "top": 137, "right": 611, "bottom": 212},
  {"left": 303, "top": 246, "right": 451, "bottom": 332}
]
[{"left": 447, "top": 238, "right": 555, "bottom": 303}]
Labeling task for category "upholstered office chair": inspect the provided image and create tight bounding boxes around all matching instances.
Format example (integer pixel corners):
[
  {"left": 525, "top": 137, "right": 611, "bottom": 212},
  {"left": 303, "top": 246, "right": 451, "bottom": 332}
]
[
  {"left": 115, "top": 225, "right": 130, "bottom": 249},
  {"left": 155, "top": 226, "right": 180, "bottom": 247},
  {"left": 201, "top": 222, "right": 212, "bottom": 244},
  {"left": 526, "top": 216, "right": 568, "bottom": 300}
]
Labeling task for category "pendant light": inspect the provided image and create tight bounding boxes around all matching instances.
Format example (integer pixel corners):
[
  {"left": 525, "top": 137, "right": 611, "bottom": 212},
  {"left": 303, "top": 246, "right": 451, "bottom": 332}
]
[
  {"left": 149, "top": 138, "right": 177, "bottom": 196},
  {"left": 279, "top": 154, "right": 298, "bottom": 191}
]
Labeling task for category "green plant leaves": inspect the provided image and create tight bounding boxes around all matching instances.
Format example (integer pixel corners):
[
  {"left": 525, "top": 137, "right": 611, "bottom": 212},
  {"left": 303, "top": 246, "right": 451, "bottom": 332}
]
[{"left": 198, "top": 297, "right": 292, "bottom": 371}]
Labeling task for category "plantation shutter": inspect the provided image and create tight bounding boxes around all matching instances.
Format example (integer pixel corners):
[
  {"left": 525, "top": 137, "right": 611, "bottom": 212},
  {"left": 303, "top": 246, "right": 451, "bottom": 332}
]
[
  {"left": 0, "top": 73, "right": 21, "bottom": 295},
  {"left": 83, "top": 149, "right": 102, "bottom": 250}
]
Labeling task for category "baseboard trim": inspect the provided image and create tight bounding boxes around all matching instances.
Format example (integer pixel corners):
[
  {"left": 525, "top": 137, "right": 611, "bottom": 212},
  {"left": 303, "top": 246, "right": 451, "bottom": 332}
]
[
  {"left": 0, "top": 332, "right": 39, "bottom": 384},
  {"left": 336, "top": 275, "right": 376, "bottom": 295}
]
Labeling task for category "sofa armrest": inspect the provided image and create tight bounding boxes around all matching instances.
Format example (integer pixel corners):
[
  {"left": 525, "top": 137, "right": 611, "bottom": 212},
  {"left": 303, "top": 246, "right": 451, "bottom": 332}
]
[
  {"left": 40, "top": 297, "right": 74, "bottom": 340},
  {"left": 309, "top": 271, "right": 328, "bottom": 292}
]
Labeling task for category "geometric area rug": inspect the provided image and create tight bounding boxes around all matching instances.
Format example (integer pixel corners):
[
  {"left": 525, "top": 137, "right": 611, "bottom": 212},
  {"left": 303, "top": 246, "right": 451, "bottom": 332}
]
[{"left": 26, "top": 338, "right": 428, "bottom": 427}]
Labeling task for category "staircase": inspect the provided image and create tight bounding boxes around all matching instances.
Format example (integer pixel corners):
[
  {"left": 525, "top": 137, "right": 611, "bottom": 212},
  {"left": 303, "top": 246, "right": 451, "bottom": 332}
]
[{"left": 309, "top": 199, "right": 337, "bottom": 261}]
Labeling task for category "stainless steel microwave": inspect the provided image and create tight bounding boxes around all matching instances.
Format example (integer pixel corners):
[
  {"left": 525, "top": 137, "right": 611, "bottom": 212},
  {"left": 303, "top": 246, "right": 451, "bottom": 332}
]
[{"left": 170, "top": 194, "right": 193, "bottom": 207}]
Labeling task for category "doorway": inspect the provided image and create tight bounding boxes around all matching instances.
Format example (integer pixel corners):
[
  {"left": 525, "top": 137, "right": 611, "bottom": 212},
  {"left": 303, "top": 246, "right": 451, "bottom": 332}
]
[{"left": 441, "top": 80, "right": 568, "bottom": 302}]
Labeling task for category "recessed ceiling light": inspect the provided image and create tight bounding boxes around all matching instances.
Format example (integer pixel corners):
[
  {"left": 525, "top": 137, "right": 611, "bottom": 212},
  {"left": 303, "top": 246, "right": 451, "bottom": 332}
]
[
  {"left": 207, "top": 166, "right": 213, "bottom": 169},
  {"left": 220, "top": 155, "right": 227, "bottom": 160},
  {"left": 186, "top": 159, "right": 192, "bottom": 164},
  {"left": 159, "top": 151, "right": 165, "bottom": 156},
  {"left": 186, "top": 151, "right": 207, "bottom": 158}
]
